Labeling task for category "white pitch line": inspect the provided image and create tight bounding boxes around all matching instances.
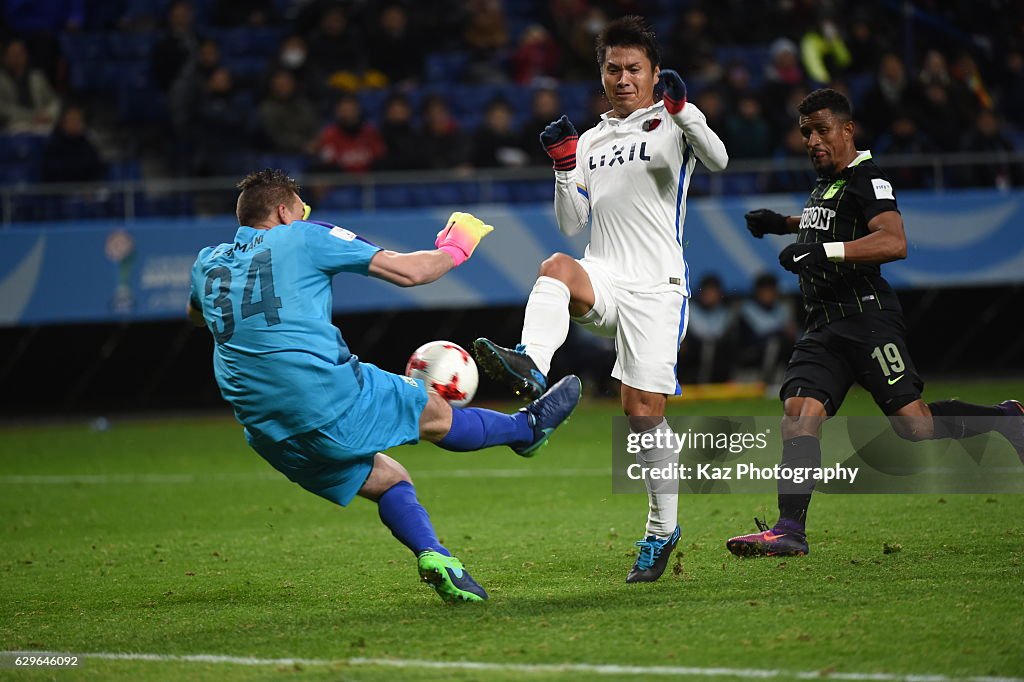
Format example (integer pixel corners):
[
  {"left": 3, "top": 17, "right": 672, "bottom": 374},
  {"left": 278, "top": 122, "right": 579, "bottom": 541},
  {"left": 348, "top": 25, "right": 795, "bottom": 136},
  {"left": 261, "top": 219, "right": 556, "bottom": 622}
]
[
  {"left": 3, "top": 652, "right": 1022, "bottom": 682},
  {"left": 0, "top": 468, "right": 608, "bottom": 485}
]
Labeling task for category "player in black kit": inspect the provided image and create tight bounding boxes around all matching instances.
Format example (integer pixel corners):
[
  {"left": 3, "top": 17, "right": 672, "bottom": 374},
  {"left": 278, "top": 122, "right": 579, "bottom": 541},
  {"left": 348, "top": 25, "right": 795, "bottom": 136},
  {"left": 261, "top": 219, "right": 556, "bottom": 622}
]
[{"left": 725, "top": 89, "right": 1024, "bottom": 557}]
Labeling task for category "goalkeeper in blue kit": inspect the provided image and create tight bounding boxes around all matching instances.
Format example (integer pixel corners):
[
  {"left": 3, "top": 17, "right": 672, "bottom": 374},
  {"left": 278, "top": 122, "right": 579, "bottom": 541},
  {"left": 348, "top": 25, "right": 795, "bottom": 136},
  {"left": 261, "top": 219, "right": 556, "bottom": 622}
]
[{"left": 188, "top": 169, "right": 582, "bottom": 603}]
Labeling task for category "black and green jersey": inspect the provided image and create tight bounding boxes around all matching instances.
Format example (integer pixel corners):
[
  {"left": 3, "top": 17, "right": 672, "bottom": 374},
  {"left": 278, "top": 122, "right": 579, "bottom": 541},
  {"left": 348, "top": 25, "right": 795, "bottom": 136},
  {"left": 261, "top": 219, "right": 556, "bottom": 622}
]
[{"left": 796, "top": 150, "right": 903, "bottom": 331}]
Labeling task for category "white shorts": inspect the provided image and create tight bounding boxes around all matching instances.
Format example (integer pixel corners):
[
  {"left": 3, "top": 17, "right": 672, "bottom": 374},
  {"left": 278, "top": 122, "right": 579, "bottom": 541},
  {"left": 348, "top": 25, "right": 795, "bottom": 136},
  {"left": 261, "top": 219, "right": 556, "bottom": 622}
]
[{"left": 572, "top": 258, "right": 690, "bottom": 395}]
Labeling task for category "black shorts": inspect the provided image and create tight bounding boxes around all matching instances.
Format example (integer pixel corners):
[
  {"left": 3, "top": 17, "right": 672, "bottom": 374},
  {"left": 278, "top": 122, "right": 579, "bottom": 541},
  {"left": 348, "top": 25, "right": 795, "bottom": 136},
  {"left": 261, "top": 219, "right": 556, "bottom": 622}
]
[{"left": 780, "top": 310, "right": 924, "bottom": 416}]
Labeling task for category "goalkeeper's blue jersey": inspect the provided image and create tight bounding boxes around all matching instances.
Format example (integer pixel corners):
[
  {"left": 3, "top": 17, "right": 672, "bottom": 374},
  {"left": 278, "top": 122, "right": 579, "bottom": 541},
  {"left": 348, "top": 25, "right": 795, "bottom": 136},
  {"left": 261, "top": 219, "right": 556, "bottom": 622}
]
[{"left": 190, "top": 221, "right": 381, "bottom": 441}]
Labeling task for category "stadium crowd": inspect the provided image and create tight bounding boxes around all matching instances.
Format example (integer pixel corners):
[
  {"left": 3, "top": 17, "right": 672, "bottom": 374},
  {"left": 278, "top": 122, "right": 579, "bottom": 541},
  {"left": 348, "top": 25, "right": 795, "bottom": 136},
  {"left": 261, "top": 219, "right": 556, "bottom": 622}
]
[{"left": 1, "top": 0, "right": 1023, "bottom": 189}]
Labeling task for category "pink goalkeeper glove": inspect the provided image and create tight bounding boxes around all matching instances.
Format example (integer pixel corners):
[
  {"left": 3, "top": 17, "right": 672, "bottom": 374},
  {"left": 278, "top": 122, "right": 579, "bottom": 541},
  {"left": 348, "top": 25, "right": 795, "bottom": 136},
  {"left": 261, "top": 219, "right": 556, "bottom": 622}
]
[{"left": 435, "top": 211, "right": 494, "bottom": 266}]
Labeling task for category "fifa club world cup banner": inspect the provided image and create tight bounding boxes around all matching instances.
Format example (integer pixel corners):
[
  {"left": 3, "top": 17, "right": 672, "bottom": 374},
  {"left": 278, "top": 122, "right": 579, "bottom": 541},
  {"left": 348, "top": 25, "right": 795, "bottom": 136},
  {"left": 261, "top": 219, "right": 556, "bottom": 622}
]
[{"left": 1, "top": 189, "right": 1023, "bottom": 326}]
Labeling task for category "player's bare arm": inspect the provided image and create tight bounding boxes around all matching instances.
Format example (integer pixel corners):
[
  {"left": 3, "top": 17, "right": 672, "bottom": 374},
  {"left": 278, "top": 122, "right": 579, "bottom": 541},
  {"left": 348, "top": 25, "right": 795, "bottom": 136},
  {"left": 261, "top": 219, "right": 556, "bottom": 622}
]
[
  {"left": 840, "top": 210, "right": 908, "bottom": 264},
  {"left": 368, "top": 249, "right": 455, "bottom": 287},
  {"left": 368, "top": 211, "right": 493, "bottom": 287}
]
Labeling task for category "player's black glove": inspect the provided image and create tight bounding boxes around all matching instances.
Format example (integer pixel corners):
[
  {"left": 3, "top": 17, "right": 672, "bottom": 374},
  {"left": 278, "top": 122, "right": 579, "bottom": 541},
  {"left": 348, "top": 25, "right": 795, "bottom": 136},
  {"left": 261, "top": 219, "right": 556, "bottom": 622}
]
[
  {"left": 539, "top": 115, "right": 578, "bottom": 171},
  {"left": 744, "top": 209, "right": 791, "bottom": 238},
  {"left": 779, "top": 242, "right": 827, "bottom": 274},
  {"left": 658, "top": 69, "right": 688, "bottom": 114}
]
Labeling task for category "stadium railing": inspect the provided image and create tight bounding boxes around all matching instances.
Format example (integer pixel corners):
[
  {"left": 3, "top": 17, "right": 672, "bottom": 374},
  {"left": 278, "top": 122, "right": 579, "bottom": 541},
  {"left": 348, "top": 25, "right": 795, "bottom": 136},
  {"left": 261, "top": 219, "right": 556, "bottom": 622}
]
[{"left": 1, "top": 151, "right": 1022, "bottom": 226}]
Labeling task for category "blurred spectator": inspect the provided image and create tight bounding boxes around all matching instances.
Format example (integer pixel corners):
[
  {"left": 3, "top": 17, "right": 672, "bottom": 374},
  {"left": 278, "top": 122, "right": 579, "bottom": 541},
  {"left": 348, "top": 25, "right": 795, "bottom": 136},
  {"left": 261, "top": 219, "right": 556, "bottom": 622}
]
[
  {"left": 315, "top": 94, "right": 385, "bottom": 173},
  {"left": 549, "top": 3, "right": 607, "bottom": 80},
  {"left": 522, "top": 87, "right": 563, "bottom": 166},
  {"left": 680, "top": 274, "right": 736, "bottom": 384},
  {"left": 664, "top": 7, "right": 719, "bottom": 82},
  {"left": 0, "top": 39, "right": 59, "bottom": 134},
  {"left": 418, "top": 95, "right": 471, "bottom": 170},
  {"left": 950, "top": 53, "right": 993, "bottom": 119},
  {"left": 873, "top": 113, "right": 936, "bottom": 189},
  {"left": 376, "top": 93, "right": 421, "bottom": 171},
  {"left": 861, "top": 53, "right": 920, "bottom": 141},
  {"left": 761, "top": 38, "right": 805, "bottom": 118},
  {"left": 258, "top": 69, "right": 319, "bottom": 155},
  {"left": 4, "top": 0, "right": 83, "bottom": 84},
  {"left": 958, "top": 109, "right": 1021, "bottom": 189},
  {"left": 308, "top": 6, "right": 366, "bottom": 90},
  {"left": 190, "top": 67, "right": 257, "bottom": 175},
  {"left": 39, "top": 104, "right": 105, "bottom": 183},
  {"left": 769, "top": 126, "right": 817, "bottom": 193},
  {"left": 844, "top": 14, "right": 889, "bottom": 77},
  {"left": 694, "top": 89, "right": 727, "bottom": 136},
  {"left": 510, "top": 25, "right": 560, "bottom": 85},
  {"left": 800, "top": 18, "right": 851, "bottom": 84},
  {"left": 150, "top": 0, "right": 200, "bottom": 91},
  {"left": 267, "top": 35, "right": 327, "bottom": 105},
  {"left": 767, "top": 80, "right": 809, "bottom": 140},
  {"left": 367, "top": 5, "right": 424, "bottom": 87},
  {"left": 471, "top": 98, "right": 529, "bottom": 168},
  {"left": 918, "top": 49, "right": 951, "bottom": 89},
  {"left": 998, "top": 51, "right": 1024, "bottom": 129},
  {"left": 578, "top": 90, "right": 610, "bottom": 132},
  {"left": 737, "top": 273, "right": 795, "bottom": 384},
  {"left": 169, "top": 37, "right": 223, "bottom": 133},
  {"left": 916, "top": 83, "right": 963, "bottom": 152},
  {"left": 724, "top": 95, "right": 772, "bottom": 159},
  {"left": 719, "top": 60, "right": 756, "bottom": 109},
  {"left": 461, "top": 0, "right": 509, "bottom": 84},
  {"left": 210, "top": 0, "right": 278, "bottom": 27}
]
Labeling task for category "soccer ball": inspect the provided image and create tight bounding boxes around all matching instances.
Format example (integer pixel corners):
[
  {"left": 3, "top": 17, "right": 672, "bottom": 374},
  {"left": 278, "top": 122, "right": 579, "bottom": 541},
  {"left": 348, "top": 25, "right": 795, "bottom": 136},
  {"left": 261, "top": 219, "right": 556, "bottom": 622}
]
[{"left": 405, "top": 341, "right": 479, "bottom": 407}]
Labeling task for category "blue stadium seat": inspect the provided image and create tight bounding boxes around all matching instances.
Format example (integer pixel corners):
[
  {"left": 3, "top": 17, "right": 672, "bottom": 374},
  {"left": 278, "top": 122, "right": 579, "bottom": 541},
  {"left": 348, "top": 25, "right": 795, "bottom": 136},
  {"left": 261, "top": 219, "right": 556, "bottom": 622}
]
[
  {"left": 117, "top": 83, "right": 167, "bottom": 123},
  {"left": 321, "top": 186, "right": 364, "bottom": 211},
  {"left": 209, "top": 27, "right": 284, "bottom": 57},
  {"left": 714, "top": 46, "right": 772, "bottom": 89},
  {"left": 253, "top": 154, "right": 308, "bottom": 177},
  {"left": 0, "top": 134, "right": 47, "bottom": 160},
  {"left": 0, "top": 161, "right": 40, "bottom": 186},
  {"left": 222, "top": 55, "right": 269, "bottom": 77},
  {"left": 424, "top": 52, "right": 470, "bottom": 84},
  {"left": 374, "top": 184, "right": 415, "bottom": 209},
  {"left": 107, "top": 32, "right": 156, "bottom": 59},
  {"left": 108, "top": 161, "right": 143, "bottom": 181}
]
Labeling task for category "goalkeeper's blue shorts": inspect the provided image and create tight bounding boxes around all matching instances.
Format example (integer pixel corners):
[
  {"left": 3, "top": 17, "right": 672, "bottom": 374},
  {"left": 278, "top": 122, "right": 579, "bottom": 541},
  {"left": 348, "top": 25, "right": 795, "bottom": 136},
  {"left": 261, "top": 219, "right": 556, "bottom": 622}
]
[{"left": 246, "top": 362, "right": 428, "bottom": 506}]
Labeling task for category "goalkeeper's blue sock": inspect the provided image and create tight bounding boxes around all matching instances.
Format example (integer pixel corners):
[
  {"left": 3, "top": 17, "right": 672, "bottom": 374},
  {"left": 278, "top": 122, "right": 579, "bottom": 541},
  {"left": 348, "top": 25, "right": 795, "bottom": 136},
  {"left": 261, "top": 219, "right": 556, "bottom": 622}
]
[
  {"left": 377, "top": 481, "right": 450, "bottom": 556},
  {"left": 436, "top": 407, "right": 532, "bottom": 452}
]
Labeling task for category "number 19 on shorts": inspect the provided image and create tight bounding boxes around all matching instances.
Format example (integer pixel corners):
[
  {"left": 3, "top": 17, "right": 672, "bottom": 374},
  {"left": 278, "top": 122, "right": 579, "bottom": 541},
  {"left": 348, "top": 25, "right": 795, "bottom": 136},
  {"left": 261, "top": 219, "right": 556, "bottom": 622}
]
[{"left": 870, "top": 343, "right": 905, "bottom": 377}]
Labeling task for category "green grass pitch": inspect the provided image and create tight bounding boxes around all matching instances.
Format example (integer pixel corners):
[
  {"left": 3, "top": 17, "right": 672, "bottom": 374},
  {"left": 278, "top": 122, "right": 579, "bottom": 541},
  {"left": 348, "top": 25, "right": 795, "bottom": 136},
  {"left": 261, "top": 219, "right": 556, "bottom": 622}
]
[{"left": 2, "top": 380, "right": 1023, "bottom": 681}]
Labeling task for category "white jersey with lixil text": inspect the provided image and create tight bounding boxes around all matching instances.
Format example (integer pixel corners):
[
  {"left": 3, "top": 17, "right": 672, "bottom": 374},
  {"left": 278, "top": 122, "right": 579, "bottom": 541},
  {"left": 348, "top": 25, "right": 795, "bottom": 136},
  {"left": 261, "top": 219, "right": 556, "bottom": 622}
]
[{"left": 553, "top": 101, "right": 727, "bottom": 295}]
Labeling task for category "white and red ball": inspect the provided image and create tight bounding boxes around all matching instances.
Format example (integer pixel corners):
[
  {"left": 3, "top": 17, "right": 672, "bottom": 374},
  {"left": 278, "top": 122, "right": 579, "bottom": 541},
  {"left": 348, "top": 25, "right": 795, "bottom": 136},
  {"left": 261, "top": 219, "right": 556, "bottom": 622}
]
[{"left": 405, "top": 341, "right": 479, "bottom": 407}]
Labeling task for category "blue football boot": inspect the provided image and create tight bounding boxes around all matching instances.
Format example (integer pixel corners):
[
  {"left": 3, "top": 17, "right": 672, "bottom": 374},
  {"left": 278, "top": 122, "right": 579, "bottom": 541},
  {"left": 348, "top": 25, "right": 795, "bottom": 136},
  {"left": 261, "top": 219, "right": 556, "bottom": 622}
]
[
  {"left": 626, "top": 525, "right": 681, "bottom": 583},
  {"left": 512, "top": 375, "right": 582, "bottom": 457}
]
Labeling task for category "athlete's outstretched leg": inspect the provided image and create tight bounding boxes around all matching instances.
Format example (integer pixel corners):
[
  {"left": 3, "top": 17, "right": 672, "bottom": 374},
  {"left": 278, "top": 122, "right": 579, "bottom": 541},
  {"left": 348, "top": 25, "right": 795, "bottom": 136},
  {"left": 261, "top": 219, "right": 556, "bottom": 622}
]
[
  {"left": 358, "top": 453, "right": 487, "bottom": 603},
  {"left": 890, "top": 398, "right": 1024, "bottom": 460},
  {"left": 420, "top": 376, "right": 583, "bottom": 458},
  {"left": 475, "top": 253, "right": 596, "bottom": 401}
]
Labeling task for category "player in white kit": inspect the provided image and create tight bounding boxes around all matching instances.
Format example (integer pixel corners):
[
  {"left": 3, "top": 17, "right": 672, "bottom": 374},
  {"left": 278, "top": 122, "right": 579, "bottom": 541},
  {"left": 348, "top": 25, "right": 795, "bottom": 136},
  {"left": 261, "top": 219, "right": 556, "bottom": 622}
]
[{"left": 474, "top": 16, "right": 728, "bottom": 582}]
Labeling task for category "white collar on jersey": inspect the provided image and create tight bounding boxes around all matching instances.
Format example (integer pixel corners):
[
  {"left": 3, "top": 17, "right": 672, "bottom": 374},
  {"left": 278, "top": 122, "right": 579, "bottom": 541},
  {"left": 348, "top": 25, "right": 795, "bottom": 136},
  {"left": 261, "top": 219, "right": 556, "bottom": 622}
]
[
  {"left": 601, "top": 100, "right": 665, "bottom": 124},
  {"left": 848, "top": 150, "right": 873, "bottom": 167}
]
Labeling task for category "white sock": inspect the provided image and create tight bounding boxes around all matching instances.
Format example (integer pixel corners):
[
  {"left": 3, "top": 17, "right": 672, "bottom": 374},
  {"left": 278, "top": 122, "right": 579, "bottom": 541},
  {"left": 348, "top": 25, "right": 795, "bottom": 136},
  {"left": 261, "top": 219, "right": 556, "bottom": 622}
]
[
  {"left": 634, "top": 418, "right": 679, "bottom": 538},
  {"left": 520, "top": 276, "right": 570, "bottom": 376}
]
